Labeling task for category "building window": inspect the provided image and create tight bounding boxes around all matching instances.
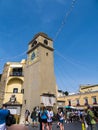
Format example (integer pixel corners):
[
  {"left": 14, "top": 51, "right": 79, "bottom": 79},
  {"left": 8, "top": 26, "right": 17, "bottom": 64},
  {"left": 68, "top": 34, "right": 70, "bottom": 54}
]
[
  {"left": 76, "top": 99, "right": 80, "bottom": 106},
  {"left": 46, "top": 52, "right": 48, "bottom": 56},
  {"left": 31, "top": 40, "right": 37, "bottom": 47},
  {"left": 24, "top": 100, "right": 26, "bottom": 104},
  {"left": 21, "top": 89, "right": 24, "bottom": 94},
  {"left": 44, "top": 39, "right": 48, "bottom": 45},
  {"left": 92, "top": 97, "right": 97, "bottom": 104},
  {"left": 13, "top": 88, "right": 18, "bottom": 93},
  {"left": 12, "top": 68, "right": 22, "bottom": 76},
  {"left": 84, "top": 98, "right": 88, "bottom": 105}
]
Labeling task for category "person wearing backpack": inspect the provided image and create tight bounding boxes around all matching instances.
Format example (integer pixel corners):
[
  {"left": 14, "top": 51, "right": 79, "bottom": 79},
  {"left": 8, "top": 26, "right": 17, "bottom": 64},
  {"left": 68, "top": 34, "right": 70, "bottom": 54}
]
[
  {"left": 0, "top": 104, "right": 10, "bottom": 130},
  {"left": 40, "top": 106, "right": 49, "bottom": 130},
  {"left": 30, "top": 108, "right": 37, "bottom": 127},
  {"left": 86, "top": 105, "right": 98, "bottom": 130}
]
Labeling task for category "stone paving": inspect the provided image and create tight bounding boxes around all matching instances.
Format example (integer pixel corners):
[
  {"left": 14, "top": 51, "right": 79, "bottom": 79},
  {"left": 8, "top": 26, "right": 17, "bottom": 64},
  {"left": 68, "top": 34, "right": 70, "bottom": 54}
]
[
  {"left": 7, "top": 122, "right": 98, "bottom": 130},
  {"left": 28, "top": 122, "right": 82, "bottom": 130},
  {"left": 28, "top": 122, "right": 98, "bottom": 130}
]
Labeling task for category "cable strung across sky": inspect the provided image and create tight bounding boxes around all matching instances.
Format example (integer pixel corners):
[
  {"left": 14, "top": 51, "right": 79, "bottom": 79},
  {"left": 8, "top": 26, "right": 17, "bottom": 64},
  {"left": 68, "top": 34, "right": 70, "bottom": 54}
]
[{"left": 53, "top": 0, "right": 77, "bottom": 42}]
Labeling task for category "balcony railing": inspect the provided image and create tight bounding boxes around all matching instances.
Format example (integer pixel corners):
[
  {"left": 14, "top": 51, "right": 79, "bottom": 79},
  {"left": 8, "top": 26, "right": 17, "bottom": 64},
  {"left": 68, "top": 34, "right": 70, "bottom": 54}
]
[{"left": 10, "top": 72, "right": 23, "bottom": 76}]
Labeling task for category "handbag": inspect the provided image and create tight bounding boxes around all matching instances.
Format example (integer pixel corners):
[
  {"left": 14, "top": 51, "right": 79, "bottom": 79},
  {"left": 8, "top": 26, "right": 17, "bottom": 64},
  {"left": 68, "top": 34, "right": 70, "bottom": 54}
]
[{"left": 6, "top": 114, "right": 16, "bottom": 126}]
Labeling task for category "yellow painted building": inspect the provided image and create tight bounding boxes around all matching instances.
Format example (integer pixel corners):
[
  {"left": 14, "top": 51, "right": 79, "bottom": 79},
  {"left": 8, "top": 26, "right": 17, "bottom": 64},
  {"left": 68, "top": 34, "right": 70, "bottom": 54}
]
[
  {"left": 79, "top": 84, "right": 98, "bottom": 93},
  {"left": 0, "top": 59, "right": 26, "bottom": 123},
  {"left": 57, "top": 85, "right": 98, "bottom": 109}
]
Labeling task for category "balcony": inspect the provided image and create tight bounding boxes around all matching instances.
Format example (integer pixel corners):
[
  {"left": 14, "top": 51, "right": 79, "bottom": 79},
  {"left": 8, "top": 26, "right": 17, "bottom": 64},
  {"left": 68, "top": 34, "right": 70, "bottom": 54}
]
[
  {"left": 9, "top": 68, "right": 23, "bottom": 77},
  {"left": 10, "top": 72, "right": 23, "bottom": 77}
]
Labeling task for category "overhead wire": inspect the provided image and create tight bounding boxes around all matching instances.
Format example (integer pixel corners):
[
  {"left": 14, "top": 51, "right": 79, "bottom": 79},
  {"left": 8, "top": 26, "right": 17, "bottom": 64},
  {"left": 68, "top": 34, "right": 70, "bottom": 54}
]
[
  {"left": 52, "top": 0, "right": 79, "bottom": 91},
  {"left": 0, "top": 50, "right": 27, "bottom": 73},
  {"left": 53, "top": 0, "right": 77, "bottom": 42},
  {"left": 54, "top": 62, "right": 67, "bottom": 91},
  {"left": 54, "top": 50, "right": 93, "bottom": 72},
  {"left": 54, "top": 52, "right": 78, "bottom": 92},
  {"left": 0, "top": 50, "right": 27, "bottom": 61},
  {"left": 54, "top": 50, "right": 92, "bottom": 92},
  {"left": 55, "top": 51, "right": 83, "bottom": 100}
]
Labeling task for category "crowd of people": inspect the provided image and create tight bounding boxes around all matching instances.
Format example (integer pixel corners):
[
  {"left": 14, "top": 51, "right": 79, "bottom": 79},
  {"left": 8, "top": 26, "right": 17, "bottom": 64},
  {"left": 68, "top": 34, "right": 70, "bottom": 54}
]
[
  {"left": 0, "top": 104, "right": 98, "bottom": 130},
  {"left": 24, "top": 105, "right": 98, "bottom": 130},
  {"left": 65, "top": 105, "right": 98, "bottom": 130},
  {"left": 24, "top": 106, "right": 65, "bottom": 130}
]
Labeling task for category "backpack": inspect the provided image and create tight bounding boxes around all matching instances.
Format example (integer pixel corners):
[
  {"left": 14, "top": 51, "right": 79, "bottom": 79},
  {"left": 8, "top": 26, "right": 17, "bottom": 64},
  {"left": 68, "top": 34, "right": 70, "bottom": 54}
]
[
  {"left": 85, "top": 113, "right": 92, "bottom": 125},
  {"left": 30, "top": 111, "right": 36, "bottom": 119},
  {"left": 57, "top": 113, "right": 61, "bottom": 120},
  {"left": 6, "top": 114, "right": 16, "bottom": 126},
  {"left": 38, "top": 112, "right": 41, "bottom": 122},
  {"left": 40, "top": 111, "right": 48, "bottom": 119}
]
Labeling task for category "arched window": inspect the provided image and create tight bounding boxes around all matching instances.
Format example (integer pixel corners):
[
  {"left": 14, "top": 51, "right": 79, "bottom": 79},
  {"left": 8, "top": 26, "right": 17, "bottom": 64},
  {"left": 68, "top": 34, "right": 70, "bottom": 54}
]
[
  {"left": 44, "top": 39, "right": 48, "bottom": 45},
  {"left": 31, "top": 40, "right": 37, "bottom": 47}
]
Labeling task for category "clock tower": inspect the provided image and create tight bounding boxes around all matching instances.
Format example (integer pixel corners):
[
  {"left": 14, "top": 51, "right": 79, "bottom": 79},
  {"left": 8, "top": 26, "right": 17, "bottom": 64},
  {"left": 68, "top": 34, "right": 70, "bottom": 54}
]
[{"left": 20, "top": 32, "right": 57, "bottom": 123}]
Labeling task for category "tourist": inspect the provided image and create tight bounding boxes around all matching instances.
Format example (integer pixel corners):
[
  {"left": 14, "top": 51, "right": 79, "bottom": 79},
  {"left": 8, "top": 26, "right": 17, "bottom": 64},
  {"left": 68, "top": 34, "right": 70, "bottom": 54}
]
[
  {"left": 38, "top": 108, "right": 42, "bottom": 130},
  {"left": 0, "top": 104, "right": 10, "bottom": 130},
  {"left": 24, "top": 109, "right": 30, "bottom": 125},
  {"left": 40, "top": 106, "right": 49, "bottom": 130},
  {"left": 86, "top": 105, "right": 98, "bottom": 130},
  {"left": 57, "top": 108, "right": 65, "bottom": 130},
  {"left": 30, "top": 108, "right": 38, "bottom": 127},
  {"left": 47, "top": 108, "right": 53, "bottom": 130}
]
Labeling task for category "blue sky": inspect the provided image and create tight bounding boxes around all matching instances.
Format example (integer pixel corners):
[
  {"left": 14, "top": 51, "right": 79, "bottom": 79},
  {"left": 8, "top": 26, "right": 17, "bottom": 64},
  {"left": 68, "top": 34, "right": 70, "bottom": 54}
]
[{"left": 0, "top": 0, "right": 98, "bottom": 92}]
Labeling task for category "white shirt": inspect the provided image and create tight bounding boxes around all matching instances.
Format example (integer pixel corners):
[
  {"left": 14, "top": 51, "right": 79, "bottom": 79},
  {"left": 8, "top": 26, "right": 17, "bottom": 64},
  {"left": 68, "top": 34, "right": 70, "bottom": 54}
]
[{"left": 47, "top": 110, "right": 53, "bottom": 122}]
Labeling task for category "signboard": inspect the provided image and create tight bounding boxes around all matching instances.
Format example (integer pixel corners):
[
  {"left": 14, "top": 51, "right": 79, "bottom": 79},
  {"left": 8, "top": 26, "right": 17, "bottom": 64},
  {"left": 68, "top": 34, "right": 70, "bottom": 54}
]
[
  {"left": 7, "top": 106, "right": 21, "bottom": 115},
  {"left": 40, "top": 96, "right": 56, "bottom": 106},
  {"left": 8, "top": 108, "right": 17, "bottom": 114}
]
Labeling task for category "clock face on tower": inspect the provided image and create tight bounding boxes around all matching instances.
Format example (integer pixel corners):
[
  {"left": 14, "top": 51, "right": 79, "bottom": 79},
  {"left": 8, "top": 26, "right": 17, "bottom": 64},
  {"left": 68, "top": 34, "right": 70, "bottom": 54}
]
[{"left": 28, "top": 49, "right": 38, "bottom": 65}]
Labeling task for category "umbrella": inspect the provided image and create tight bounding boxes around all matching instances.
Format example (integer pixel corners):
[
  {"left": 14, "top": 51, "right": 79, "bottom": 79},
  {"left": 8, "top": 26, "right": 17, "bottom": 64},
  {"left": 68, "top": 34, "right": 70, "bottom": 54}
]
[{"left": 64, "top": 106, "right": 76, "bottom": 109}]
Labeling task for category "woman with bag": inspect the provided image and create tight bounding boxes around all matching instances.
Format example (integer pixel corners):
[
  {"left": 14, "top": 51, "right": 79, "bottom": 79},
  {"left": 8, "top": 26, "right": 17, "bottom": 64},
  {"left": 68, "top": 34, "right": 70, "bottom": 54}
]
[
  {"left": 57, "top": 108, "right": 65, "bottom": 130},
  {"left": 40, "top": 106, "right": 49, "bottom": 130},
  {"left": 47, "top": 108, "right": 53, "bottom": 130}
]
